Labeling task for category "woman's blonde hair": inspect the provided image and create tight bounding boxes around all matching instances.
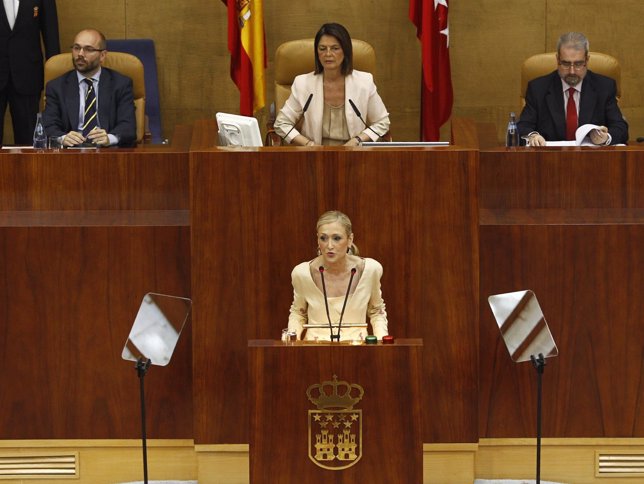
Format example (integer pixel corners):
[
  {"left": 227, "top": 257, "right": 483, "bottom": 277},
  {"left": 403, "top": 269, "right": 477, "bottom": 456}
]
[{"left": 316, "top": 210, "right": 359, "bottom": 255}]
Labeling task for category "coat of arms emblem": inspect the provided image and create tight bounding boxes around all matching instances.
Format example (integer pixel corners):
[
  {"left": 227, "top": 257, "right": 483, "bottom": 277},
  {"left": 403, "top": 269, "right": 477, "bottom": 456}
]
[{"left": 306, "top": 375, "right": 364, "bottom": 470}]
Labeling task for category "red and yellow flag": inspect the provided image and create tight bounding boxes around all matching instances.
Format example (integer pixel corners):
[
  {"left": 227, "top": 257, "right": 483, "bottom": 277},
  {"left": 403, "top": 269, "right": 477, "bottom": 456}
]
[{"left": 222, "top": 0, "right": 266, "bottom": 115}]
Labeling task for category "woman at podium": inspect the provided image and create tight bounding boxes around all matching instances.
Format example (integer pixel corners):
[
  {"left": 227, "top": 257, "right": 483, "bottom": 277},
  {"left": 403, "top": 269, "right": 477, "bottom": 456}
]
[{"left": 288, "top": 210, "right": 388, "bottom": 341}]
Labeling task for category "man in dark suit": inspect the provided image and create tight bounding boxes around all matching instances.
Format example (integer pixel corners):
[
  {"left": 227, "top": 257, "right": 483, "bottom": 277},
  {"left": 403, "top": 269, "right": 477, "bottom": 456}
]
[
  {"left": 0, "top": 0, "right": 59, "bottom": 145},
  {"left": 42, "top": 29, "right": 136, "bottom": 147},
  {"left": 518, "top": 32, "right": 628, "bottom": 146}
]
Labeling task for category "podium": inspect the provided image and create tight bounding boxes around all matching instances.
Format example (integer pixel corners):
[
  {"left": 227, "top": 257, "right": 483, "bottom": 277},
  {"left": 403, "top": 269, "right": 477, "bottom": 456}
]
[{"left": 248, "top": 339, "right": 423, "bottom": 484}]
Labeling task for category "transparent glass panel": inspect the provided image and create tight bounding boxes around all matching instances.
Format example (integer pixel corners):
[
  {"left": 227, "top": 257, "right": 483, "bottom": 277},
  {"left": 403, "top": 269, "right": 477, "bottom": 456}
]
[
  {"left": 122, "top": 293, "right": 192, "bottom": 366},
  {"left": 488, "top": 290, "right": 558, "bottom": 363}
]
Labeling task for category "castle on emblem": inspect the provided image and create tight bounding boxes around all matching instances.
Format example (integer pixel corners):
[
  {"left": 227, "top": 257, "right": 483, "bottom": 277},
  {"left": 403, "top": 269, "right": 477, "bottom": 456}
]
[{"left": 307, "top": 375, "right": 364, "bottom": 470}]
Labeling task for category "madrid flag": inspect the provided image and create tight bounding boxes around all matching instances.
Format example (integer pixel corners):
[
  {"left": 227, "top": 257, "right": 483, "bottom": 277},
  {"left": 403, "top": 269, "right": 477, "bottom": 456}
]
[
  {"left": 222, "top": 0, "right": 266, "bottom": 114},
  {"left": 409, "top": 0, "right": 453, "bottom": 140}
]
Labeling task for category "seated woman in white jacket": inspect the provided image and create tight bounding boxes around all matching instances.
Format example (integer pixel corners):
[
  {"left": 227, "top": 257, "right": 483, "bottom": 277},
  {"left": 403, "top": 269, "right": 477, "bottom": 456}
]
[
  {"left": 288, "top": 210, "right": 388, "bottom": 342},
  {"left": 274, "top": 23, "right": 390, "bottom": 146}
]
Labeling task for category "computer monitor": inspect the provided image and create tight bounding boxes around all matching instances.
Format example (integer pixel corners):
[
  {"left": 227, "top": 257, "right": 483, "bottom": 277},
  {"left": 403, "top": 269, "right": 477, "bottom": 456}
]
[{"left": 216, "top": 112, "right": 263, "bottom": 147}]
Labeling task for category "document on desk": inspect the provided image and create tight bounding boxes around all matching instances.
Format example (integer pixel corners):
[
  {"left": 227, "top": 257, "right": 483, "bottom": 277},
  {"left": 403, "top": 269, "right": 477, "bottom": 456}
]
[{"left": 545, "top": 124, "right": 603, "bottom": 146}]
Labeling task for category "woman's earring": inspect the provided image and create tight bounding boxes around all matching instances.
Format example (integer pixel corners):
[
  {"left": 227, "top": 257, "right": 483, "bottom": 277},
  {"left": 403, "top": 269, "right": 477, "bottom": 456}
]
[{"left": 317, "top": 248, "right": 321, "bottom": 256}]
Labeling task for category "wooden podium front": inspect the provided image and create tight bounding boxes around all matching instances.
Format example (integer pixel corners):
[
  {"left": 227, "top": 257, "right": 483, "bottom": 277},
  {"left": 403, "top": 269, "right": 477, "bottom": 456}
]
[{"left": 248, "top": 339, "right": 423, "bottom": 484}]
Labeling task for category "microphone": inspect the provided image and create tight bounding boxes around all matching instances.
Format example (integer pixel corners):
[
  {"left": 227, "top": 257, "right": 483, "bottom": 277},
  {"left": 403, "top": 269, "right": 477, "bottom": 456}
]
[
  {"left": 637, "top": 137, "right": 644, "bottom": 143},
  {"left": 282, "top": 94, "right": 313, "bottom": 142},
  {"left": 303, "top": 93, "right": 314, "bottom": 112},
  {"left": 318, "top": 266, "right": 335, "bottom": 341},
  {"left": 336, "top": 268, "right": 357, "bottom": 339},
  {"left": 348, "top": 99, "right": 383, "bottom": 139}
]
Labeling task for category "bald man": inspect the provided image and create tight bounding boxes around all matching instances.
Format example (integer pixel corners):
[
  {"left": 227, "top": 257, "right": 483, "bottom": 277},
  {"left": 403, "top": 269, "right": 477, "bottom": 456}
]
[{"left": 42, "top": 29, "right": 136, "bottom": 147}]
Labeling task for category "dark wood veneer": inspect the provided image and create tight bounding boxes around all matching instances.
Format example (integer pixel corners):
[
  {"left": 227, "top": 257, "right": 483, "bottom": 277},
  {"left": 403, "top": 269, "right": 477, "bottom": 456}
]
[
  {"left": 249, "top": 340, "right": 423, "bottom": 484},
  {"left": 479, "top": 147, "right": 644, "bottom": 438},
  {"left": 191, "top": 146, "right": 479, "bottom": 444},
  {"left": 0, "top": 148, "right": 192, "bottom": 439}
]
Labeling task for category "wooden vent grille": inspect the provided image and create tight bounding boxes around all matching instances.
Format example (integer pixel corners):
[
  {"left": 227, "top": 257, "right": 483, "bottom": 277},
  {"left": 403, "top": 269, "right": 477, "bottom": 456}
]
[
  {"left": 0, "top": 453, "right": 78, "bottom": 479},
  {"left": 597, "top": 451, "right": 644, "bottom": 477}
]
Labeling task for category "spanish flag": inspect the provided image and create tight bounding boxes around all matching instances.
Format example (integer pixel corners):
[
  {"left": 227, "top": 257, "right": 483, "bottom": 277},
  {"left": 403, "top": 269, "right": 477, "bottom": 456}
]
[{"left": 222, "top": 0, "right": 266, "bottom": 115}]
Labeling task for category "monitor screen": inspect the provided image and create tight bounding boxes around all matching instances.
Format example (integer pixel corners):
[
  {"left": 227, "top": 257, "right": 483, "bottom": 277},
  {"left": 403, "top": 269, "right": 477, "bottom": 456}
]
[{"left": 215, "top": 112, "right": 263, "bottom": 147}]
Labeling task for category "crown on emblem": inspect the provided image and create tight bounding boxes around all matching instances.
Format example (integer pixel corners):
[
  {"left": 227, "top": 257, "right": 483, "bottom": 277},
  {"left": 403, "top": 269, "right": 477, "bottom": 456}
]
[{"left": 306, "top": 375, "right": 364, "bottom": 410}]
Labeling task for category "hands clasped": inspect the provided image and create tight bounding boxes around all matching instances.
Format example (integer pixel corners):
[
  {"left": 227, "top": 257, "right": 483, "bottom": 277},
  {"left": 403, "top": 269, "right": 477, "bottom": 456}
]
[{"left": 63, "top": 127, "right": 110, "bottom": 147}]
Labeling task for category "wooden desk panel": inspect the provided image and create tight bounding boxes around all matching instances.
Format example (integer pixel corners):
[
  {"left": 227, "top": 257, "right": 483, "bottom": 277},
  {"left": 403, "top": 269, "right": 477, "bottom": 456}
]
[
  {"left": 480, "top": 147, "right": 644, "bottom": 212},
  {"left": 191, "top": 147, "right": 479, "bottom": 445},
  {"left": 0, "top": 149, "right": 189, "bottom": 211},
  {"left": 0, "top": 149, "right": 192, "bottom": 439},
  {"left": 479, "top": 147, "right": 644, "bottom": 438}
]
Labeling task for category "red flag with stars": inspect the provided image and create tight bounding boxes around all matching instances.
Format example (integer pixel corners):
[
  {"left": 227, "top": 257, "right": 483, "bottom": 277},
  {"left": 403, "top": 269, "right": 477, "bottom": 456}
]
[{"left": 409, "top": 0, "right": 453, "bottom": 140}]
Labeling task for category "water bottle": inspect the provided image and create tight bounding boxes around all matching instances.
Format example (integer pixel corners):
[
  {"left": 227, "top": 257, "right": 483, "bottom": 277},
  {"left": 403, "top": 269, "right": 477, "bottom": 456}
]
[
  {"left": 33, "top": 112, "right": 47, "bottom": 149},
  {"left": 505, "top": 112, "right": 519, "bottom": 147}
]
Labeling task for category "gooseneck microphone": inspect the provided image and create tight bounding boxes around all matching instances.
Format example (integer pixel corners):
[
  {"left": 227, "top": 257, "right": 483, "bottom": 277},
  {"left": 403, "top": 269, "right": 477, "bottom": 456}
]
[
  {"left": 319, "top": 266, "right": 357, "bottom": 342},
  {"left": 348, "top": 98, "right": 383, "bottom": 139},
  {"left": 318, "top": 266, "right": 335, "bottom": 341},
  {"left": 337, "top": 268, "right": 357, "bottom": 339},
  {"left": 302, "top": 93, "right": 314, "bottom": 112},
  {"left": 282, "top": 94, "right": 313, "bottom": 142}
]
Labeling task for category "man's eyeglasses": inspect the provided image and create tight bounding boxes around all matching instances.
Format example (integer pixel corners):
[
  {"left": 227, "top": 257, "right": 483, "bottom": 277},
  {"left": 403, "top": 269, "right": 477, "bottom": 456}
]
[
  {"left": 71, "top": 44, "right": 105, "bottom": 54},
  {"left": 558, "top": 60, "right": 587, "bottom": 70}
]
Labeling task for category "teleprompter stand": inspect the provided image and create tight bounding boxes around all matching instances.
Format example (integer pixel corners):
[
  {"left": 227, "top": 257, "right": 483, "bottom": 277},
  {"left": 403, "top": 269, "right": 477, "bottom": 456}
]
[
  {"left": 487, "top": 290, "right": 559, "bottom": 484},
  {"left": 121, "top": 293, "right": 192, "bottom": 484},
  {"left": 136, "top": 357, "right": 152, "bottom": 484},
  {"left": 531, "top": 353, "right": 546, "bottom": 484}
]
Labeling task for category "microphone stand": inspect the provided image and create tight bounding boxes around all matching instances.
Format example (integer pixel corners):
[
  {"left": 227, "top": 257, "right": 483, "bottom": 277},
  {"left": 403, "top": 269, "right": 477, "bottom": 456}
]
[
  {"left": 319, "top": 266, "right": 357, "bottom": 342},
  {"left": 348, "top": 99, "right": 383, "bottom": 140},
  {"left": 136, "top": 357, "right": 152, "bottom": 484},
  {"left": 530, "top": 353, "right": 546, "bottom": 484},
  {"left": 281, "top": 94, "right": 313, "bottom": 143},
  {"left": 337, "top": 268, "right": 356, "bottom": 338},
  {"left": 318, "top": 267, "right": 337, "bottom": 341}
]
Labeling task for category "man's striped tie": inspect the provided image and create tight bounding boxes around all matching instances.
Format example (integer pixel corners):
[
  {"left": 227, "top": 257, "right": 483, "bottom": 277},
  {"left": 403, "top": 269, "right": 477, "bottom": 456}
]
[{"left": 82, "top": 78, "right": 98, "bottom": 136}]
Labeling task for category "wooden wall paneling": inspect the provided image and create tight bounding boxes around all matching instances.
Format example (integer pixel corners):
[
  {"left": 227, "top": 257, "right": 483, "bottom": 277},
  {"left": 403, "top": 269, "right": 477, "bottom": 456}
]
[
  {"left": 478, "top": 147, "right": 644, "bottom": 439},
  {"left": 0, "top": 149, "right": 192, "bottom": 439},
  {"left": 191, "top": 147, "right": 479, "bottom": 445},
  {"left": 0, "top": 226, "right": 192, "bottom": 439},
  {"left": 480, "top": 224, "right": 644, "bottom": 438},
  {"left": 449, "top": 1, "right": 546, "bottom": 143},
  {"left": 56, "top": 0, "right": 126, "bottom": 46}
]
